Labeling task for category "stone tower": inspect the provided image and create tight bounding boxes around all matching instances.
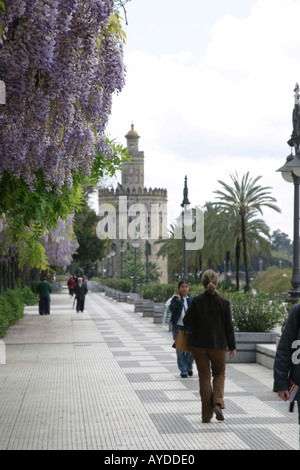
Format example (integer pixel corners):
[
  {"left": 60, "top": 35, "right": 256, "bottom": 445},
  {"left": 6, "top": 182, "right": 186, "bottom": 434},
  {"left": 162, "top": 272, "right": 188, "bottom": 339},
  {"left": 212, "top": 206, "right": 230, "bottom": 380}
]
[
  {"left": 122, "top": 124, "right": 144, "bottom": 191},
  {"left": 98, "top": 124, "right": 168, "bottom": 283}
]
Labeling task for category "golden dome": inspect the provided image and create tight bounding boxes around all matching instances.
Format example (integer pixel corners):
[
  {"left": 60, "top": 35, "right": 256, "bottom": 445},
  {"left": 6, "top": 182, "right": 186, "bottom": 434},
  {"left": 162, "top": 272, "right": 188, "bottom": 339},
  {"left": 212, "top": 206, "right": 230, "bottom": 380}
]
[{"left": 126, "top": 123, "right": 139, "bottom": 137}]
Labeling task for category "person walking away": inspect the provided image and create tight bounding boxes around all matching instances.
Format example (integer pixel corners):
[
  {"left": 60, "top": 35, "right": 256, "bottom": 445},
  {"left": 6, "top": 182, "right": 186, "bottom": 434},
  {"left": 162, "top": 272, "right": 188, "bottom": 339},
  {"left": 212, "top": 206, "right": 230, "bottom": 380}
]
[
  {"left": 170, "top": 280, "right": 193, "bottom": 378},
  {"left": 74, "top": 277, "right": 88, "bottom": 312},
  {"left": 67, "top": 274, "right": 75, "bottom": 297},
  {"left": 37, "top": 277, "right": 52, "bottom": 315},
  {"left": 183, "top": 270, "right": 236, "bottom": 423},
  {"left": 273, "top": 302, "right": 300, "bottom": 424}
]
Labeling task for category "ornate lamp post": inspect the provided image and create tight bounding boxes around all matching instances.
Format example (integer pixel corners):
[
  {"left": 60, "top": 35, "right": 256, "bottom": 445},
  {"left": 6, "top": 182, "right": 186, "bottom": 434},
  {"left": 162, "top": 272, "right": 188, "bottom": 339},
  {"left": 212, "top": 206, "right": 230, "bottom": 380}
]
[
  {"left": 145, "top": 240, "right": 150, "bottom": 283},
  {"left": 110, "top": 242, "right": 116, "bottom": 278},
  {"left": 131, "top": 239, "right": 140, "bottom": 293},
  {"left": 181, "top": 175, "right": 190, "bottom": 280},
  {"left": 120, "top": 241, "right": 126, "bottom": 278},
  {"left": 277, "top": 83, "right": 300, "bottom": 302}
]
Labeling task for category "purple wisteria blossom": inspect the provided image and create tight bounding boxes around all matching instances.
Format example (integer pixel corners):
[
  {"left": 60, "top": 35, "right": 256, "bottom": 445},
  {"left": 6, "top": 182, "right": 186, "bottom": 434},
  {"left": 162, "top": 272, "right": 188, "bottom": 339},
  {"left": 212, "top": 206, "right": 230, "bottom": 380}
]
[
  {"left": 41, "top": 216, "right": 79, "bottom": 266},
  {"left": 0, "top": 0, "right": 125, "bottom": 191}
]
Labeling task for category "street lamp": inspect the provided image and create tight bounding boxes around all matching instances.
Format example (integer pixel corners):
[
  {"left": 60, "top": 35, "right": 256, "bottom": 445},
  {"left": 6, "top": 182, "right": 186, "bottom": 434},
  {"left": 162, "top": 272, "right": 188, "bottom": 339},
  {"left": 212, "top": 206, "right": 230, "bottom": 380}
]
[
  {"left": 110, "top": 242, "right": 116, "bottom": 278},
  {"left": 181, "top": 175, "right": 190, "bottom": 280},
  {"left": 145, "top": 240, "right": 150, "bottom": 283},
  {"left": 107, "top": 251, "right": 111, "bottom": 277},
  {"left": 131, "top": 239, "right": 140, "bottom": 293},
  {"left": 120, "top": 241, "right": 126, "bottom": 278},
  {"left": 277, "top": 83, "right": 300, "bottom": 302}
]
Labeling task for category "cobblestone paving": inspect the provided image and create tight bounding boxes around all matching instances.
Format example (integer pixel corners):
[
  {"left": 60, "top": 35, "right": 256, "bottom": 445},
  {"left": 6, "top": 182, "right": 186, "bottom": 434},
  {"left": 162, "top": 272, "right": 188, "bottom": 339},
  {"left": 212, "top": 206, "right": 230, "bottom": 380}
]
[{"left": 0, "top": 290, "right": 298, "bottom": 450}]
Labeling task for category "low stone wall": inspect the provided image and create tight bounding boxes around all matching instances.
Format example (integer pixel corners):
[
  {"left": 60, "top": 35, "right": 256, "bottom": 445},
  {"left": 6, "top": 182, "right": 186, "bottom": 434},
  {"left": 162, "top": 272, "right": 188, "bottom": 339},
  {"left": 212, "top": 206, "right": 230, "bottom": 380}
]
[
  {"left": 228, "top": 332, "right": 279, "bottom": 364},
  {"left": 255, "top": 344, "right": 277, "bottom": 369}
]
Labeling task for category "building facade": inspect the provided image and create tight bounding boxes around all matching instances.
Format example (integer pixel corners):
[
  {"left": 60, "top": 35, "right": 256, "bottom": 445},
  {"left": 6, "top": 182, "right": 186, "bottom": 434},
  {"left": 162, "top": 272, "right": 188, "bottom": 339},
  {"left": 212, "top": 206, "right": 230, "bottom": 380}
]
[{"left": 98, "top": 125, "right": 168, "bottom": 283}]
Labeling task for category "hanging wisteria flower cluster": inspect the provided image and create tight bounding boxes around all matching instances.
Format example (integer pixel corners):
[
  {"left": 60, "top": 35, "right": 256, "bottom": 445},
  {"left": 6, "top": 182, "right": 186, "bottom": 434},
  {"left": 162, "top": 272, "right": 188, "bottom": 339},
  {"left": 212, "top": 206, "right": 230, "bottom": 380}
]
[
  {"left": 0, "top": 0, "right": 125, "bottom": 193},
  {"left": 41, "top": 215, "right": 79, "bottom": 266}
]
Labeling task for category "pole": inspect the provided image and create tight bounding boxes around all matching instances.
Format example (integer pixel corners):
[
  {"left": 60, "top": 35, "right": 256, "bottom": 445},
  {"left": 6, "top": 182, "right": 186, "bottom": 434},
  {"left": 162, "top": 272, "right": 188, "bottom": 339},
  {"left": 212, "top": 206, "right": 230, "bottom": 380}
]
[
  {"left": 133, "top": 247, "right": 137, "bottom": 293},
  {"left": 290, "top": 173, "right": 300, "bottom": 301},
  {"left": 181, "top": 175, "right": 190, "bottom": 281}
]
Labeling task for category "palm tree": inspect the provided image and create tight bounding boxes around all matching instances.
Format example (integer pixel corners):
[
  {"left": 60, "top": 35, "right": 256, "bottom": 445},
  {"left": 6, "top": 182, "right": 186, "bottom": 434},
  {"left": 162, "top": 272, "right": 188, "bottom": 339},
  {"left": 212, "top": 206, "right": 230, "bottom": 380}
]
[
  {"left": 205, "top": 203, "right": 272, "bottom": 290},
  {"left": 212, "top": 172, "right": 281, "bottom": 291},
  {"left": 156, "top": 217, "right": 203, "bottom": 281}
]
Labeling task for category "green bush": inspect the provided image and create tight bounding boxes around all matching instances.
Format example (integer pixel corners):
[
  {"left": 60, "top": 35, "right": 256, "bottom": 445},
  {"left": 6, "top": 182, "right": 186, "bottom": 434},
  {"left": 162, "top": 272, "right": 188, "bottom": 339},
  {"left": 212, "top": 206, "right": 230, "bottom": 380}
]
[
  {"left": 224, "top": 290, "right": 287, "bottom": 332},
  {"left": 140, "top": 283, "right": 176, "bottom": 302},
  {"left": 0, "top": 287, "right": 37, "bottom": 338},
  {"left": 99, "top": 278, "right": 132, "bottom": 292},
  {"left": 251, "top": 267, "right": 292, "bottom": 296},
  {"left": 30, "top": 281, "right": 39, "bottom": 294}
]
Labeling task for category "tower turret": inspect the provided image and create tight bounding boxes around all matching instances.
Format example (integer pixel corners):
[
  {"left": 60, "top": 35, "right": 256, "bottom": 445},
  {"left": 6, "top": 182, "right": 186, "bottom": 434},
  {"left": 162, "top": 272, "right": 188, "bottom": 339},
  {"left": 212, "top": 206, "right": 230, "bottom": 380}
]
[{"left": 122, "top": 124, "right": 144, "bottom": 191}]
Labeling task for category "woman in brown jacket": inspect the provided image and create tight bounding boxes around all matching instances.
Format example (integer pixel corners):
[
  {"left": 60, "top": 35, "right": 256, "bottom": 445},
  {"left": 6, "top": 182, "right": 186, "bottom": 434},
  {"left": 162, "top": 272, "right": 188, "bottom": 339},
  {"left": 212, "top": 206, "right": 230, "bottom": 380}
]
[{"left": 183, "top": 270, "right": 236, "bottom": 423}]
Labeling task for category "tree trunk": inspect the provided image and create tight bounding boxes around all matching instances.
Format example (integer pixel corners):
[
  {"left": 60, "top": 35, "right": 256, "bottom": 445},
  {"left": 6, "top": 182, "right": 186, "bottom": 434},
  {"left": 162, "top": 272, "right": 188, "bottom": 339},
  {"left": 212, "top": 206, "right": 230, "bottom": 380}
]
[
  {"left": 241, "top": 215, "right": 250, "bottom": 291},
  {"left": 235, "top": 238, "right": 241, "bottom": 291},
  {"left": 225, "top": 251, "right": 230, "bottom": 284}
]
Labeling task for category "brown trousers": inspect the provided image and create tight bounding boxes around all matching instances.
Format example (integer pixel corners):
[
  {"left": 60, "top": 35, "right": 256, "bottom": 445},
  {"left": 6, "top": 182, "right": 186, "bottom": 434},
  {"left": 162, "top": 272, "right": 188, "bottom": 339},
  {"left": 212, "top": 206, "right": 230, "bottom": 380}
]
[{"left": 191, "top": 347, "right": 227, "bottom": 421}]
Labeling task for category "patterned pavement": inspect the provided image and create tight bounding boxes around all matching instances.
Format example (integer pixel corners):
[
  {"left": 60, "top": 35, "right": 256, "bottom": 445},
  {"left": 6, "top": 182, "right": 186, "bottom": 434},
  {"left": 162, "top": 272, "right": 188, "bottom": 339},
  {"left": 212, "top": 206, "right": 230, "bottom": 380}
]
[{"left": 0, "top": 289, "right": 298, "bottom": 451}]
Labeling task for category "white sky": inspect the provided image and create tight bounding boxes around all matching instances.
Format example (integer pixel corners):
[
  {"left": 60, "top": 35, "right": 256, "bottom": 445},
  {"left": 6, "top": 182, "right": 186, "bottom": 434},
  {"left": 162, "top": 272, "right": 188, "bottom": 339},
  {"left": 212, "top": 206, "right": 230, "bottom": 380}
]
[{"left": 105, "top": 0, "right": 300, "bottom": 241}]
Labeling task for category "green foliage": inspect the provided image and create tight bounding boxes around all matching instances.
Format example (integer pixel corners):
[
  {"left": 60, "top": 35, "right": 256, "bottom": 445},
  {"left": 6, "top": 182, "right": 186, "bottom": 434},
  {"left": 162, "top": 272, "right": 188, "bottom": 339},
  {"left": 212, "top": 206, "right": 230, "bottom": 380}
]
[
  {"left": 0, "top": 287, "right": 37, "bottom": 338},
  {"left": 88, "top": 138, "right": 130, "bottom": 184},
  {"left": 224, "top": 290, "right": 287, "bottom": 332},
  {"left": 251, "top": 267, "right": 292, "bottom": 296},
  {"left": 189, "top": 284, "right": 204, "bottom": 297},
  {"left": 139, "top": 282, "right": 177, "bottom": 302},
  {"left": 73, "top": 200, "right": 105, "bottom": 264},
  {"left": 99, "top": 278, "right": 132, "bottom": 292},
  {"left": 121, "top": 244, "right": 161, "bottom": 283},
  {"left": 0, "top": 0, "right": 5, "bottom": 39},
  {"left": 30, "top": 281, "right": 39, "bottom": 294},
  {"left": 0, "top": 138, "right": 128, "bottom": 271}
]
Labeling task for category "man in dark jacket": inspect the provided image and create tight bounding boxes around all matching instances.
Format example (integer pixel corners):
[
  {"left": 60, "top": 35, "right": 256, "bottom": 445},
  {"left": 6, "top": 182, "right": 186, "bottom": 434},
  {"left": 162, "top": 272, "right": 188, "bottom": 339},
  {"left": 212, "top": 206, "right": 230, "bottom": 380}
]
[
  {"left": 37, "top": 277, "right": 52, "bottom": 315},
  {"left": 74, "top": 277, "right": 88, "bottom": 312},
  {"left": 273, "top": 303, "right": 300, "bottom": 424}
]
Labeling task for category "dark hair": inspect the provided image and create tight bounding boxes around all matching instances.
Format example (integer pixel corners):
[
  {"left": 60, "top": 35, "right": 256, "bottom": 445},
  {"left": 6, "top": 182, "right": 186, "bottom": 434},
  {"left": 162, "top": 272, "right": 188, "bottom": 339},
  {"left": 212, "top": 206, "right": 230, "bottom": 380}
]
[
  {"left": 178, "top": 280, "right": 189, "bottom": 288},
  {"left": 202, "top": 269, "right": 218, "bottom": 295}
]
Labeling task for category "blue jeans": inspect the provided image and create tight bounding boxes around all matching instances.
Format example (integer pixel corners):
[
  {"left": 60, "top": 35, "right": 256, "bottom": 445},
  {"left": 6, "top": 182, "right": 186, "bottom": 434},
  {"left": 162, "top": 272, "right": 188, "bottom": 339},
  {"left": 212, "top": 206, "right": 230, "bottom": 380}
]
[
  {"left": 40, "top": 297, "right": 50, "bottom": 315},
  {"left": 172, "top": 324, "right": 193, "bottom": 376},
  {"left": 76, "top": 299, "right": 85, "bottom": 312}
]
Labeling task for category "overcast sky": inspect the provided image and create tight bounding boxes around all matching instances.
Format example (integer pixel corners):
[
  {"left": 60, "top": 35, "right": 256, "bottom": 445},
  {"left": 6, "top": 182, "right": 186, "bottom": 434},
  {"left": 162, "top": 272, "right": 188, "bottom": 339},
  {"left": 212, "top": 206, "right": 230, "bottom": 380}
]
[{"left": 105, "top": 0, "right": 300, "bottom": 241}]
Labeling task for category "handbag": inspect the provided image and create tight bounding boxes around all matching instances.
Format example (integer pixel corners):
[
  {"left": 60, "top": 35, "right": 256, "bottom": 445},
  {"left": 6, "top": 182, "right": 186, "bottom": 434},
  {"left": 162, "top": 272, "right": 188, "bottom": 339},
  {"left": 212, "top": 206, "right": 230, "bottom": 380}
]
[
  {"left": 162, "top": 296, "right": 173, "bottom": 324},
  {"left": 172, "top": 329, "right": 191, "bottom": 353}
]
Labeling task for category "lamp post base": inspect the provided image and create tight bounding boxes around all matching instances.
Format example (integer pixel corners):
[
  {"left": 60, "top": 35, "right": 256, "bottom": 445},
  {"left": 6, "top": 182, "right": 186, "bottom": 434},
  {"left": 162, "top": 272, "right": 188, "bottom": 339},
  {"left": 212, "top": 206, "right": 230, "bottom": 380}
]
[{"left": 288, "top": 288, "right": 300, "bottom": 303}]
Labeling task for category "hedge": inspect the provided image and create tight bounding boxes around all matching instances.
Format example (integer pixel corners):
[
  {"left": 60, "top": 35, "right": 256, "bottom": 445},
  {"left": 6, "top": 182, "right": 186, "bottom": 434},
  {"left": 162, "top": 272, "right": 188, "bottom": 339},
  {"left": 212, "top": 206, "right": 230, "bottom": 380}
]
[
  {"left": 0, "top": 287, "right": 37, "bottom": 338},
  {"left": 96, "top": 278, "right": 132, "bottom": 293},
  {"left": 224, "top": 290, "right": 288, "bottom": 332}
]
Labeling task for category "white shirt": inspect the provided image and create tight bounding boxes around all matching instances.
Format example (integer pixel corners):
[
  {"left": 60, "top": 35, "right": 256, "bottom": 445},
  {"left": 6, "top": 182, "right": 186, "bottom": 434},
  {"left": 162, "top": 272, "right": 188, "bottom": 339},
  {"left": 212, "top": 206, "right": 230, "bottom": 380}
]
[{"left": 177, "top": 297, "right": 188, "bottom": 326}]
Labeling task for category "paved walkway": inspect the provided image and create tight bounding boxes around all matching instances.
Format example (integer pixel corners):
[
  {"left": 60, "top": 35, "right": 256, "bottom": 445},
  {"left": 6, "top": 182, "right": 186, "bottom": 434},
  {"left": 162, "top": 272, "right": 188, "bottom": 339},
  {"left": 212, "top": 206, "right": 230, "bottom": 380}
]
[{"left": 0, "top": 289, "right": 299, "bottom": 451}]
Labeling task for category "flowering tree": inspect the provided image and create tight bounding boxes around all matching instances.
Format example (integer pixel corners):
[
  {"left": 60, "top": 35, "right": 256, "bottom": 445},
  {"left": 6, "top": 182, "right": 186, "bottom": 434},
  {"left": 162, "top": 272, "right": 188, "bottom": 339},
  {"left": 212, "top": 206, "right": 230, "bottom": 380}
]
[
  {"left": 41, "top": 216, "right": 79, "bottom": 267},
  {"left": 0, "top": 0, "right": 125, "bottom": 192},
  {"left": 0, "top": 1, "right": 128, "bottom": 278}
]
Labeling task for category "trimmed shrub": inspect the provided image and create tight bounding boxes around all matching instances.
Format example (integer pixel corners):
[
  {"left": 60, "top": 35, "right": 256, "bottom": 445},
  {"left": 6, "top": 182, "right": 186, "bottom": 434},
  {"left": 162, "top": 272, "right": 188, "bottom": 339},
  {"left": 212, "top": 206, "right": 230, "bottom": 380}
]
[
  {"left": 0, "top": 287, "right": 38, "bottom": 338},
  {"left": 224, "top": 290, "right": 287, "bottom": 332},
  {"left": 141, "top": 283, "right": 176, "bottom": 302},
  {"left": 99, "top": 278, "right": 132, "bottom": 293}
]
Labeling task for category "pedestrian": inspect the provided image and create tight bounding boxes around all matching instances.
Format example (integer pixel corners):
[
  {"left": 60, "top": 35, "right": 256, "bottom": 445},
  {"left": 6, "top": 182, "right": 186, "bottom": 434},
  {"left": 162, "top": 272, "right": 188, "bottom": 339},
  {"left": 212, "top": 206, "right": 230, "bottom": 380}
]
[
  {"left": 67, "top": 274, "right": 75, "bottom": 297},
  {"left": 170, "top": 280, "right": 193, "bottom": 378},
  {"left": 74, "top": 277, "right": 88, "bottom": 312},
  {"left": 37, "top": 276, "right": 52, "bottom": 315},
  {"left": 183, "top": 269, "right": 236, "bottom": 423},
  {"left": 273, "top": 302, "right": 300, "bottom": 424}
]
